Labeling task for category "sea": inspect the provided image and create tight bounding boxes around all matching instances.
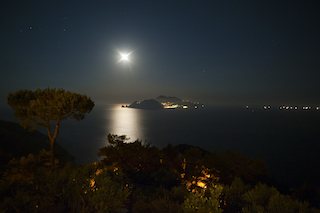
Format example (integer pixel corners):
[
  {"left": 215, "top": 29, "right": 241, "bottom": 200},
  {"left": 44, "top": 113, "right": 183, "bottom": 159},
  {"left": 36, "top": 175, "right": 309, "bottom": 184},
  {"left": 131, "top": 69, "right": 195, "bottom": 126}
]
[{"left": 1, "top": 103, "right": 320, "bottom": 189}]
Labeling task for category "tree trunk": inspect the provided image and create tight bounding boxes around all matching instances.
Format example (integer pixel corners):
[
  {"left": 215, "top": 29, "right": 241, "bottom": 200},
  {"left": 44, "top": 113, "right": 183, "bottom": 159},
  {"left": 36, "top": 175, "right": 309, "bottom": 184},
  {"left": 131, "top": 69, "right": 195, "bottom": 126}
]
[
  {"left": 49, "top": 121, "right": 60, "bottom": 168},
  {"left": 50, "top": 139, "right": 56, "bottom": 168}
]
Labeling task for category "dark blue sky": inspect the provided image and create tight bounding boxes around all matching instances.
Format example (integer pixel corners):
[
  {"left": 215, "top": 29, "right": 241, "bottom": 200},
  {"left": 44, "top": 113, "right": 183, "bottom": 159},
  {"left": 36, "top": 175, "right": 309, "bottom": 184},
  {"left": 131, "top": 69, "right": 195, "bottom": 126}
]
[{"left": 1, "top": 0, "right": 320, "bottom": 105}]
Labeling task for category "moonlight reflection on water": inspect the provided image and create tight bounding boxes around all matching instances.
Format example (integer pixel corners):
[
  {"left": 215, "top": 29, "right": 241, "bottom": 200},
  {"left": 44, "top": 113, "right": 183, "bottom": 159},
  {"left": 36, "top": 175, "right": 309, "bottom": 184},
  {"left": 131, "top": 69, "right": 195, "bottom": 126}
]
[{"left": 109, "top": 104, "right": 143, "bottom": 141}]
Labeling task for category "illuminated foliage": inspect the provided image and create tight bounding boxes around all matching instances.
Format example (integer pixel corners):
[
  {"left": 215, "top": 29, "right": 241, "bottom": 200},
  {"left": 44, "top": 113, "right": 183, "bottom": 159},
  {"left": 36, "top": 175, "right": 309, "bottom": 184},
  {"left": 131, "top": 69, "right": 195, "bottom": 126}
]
[
  {"left": 84, "top": 168, "right": 130, "bottom": 212},
  {"left": 183, "top": 184, "right": 224, "bottom": 213},
  {"left": 242, "top": 183, "right": 279, "bottom": 207},
  {"left": 7, "top": 88, "right": 94, "bottom": 167},
  {"left": 0, "top": 160, "right": 130, "bottom": 212}
]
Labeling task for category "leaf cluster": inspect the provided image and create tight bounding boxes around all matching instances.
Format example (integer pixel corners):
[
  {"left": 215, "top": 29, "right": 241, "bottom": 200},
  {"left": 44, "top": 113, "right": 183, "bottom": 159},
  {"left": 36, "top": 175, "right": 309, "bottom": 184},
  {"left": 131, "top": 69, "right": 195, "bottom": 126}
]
[{"left": 7, "top": 88, "right": 94, "bottom": 131}]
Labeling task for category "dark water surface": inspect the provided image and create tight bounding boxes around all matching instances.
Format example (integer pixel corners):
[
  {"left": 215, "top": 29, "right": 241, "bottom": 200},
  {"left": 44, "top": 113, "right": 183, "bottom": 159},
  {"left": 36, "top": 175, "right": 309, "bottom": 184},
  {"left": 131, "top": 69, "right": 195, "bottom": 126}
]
[{"left": 1, "top": 104, "right": 320, "bottom": 188}]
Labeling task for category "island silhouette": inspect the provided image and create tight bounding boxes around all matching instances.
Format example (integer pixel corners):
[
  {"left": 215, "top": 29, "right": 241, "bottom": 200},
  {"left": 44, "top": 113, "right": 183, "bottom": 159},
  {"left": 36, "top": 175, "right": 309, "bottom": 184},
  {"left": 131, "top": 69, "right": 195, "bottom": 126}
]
[{"left": 126, "top": 95, "right": 204, "bottom": 110}]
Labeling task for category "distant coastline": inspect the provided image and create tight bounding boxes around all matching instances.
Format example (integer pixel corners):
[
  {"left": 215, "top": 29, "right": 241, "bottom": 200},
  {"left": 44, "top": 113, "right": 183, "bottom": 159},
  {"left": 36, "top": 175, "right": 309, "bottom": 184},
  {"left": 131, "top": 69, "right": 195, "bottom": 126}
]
[{"left": 124, "top": 95, "right": 205, "bottom": 110}]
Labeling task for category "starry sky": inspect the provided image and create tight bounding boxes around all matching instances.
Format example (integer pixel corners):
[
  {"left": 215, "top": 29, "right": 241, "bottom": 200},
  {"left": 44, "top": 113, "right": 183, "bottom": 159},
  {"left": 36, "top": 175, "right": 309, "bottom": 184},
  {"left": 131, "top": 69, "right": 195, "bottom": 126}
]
[{"left": 1, "top": 0, "right": 320, "bottom": 106}]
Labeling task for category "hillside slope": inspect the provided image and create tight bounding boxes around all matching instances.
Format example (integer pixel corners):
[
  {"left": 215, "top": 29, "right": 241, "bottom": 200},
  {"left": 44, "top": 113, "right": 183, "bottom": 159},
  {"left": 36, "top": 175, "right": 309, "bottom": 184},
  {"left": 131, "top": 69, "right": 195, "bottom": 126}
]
[{"left": 0, "top": 119, "right": 74, "bottom": 166}]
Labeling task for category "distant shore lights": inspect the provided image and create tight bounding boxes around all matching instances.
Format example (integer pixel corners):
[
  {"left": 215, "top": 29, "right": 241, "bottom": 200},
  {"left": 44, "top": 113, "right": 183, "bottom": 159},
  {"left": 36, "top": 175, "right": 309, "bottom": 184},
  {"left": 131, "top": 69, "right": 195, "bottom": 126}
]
[
  {"left": 246, "top": 105, "right": 319, "bottom": 111},
  {"left": 263, "top": 105, "right": 271, "bottom": 110}
]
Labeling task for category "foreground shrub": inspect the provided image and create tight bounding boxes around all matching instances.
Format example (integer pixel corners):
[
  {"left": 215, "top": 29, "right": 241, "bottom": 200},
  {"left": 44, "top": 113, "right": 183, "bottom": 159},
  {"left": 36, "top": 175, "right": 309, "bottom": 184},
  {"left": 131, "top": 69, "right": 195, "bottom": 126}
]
[
  {"left": 183, "top": 184, "right": 224, "bottom": 213},
  {"left": 0, "top": 158, "right": 130, "bottom": 213}
]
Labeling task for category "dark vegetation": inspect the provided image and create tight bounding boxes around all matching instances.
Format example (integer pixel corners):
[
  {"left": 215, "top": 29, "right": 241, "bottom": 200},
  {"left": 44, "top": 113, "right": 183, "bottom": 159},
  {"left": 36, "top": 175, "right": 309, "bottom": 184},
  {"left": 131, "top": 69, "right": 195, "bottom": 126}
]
[
  {"left": 0, "top": 120, "right": 74, "bottom": 166},
  {"left": 1, "top": 126, "right": 319, "bottom": 212},
  {"left": 1, "top": 89, "right": 319, "bottom": 212}
]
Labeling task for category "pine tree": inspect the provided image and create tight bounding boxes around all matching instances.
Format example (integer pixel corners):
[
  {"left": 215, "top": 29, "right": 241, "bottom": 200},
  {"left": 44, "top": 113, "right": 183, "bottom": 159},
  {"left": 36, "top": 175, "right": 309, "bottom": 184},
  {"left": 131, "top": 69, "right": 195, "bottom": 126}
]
[{"left": 7, "top": 87, "right": 94, "bottom": 167}]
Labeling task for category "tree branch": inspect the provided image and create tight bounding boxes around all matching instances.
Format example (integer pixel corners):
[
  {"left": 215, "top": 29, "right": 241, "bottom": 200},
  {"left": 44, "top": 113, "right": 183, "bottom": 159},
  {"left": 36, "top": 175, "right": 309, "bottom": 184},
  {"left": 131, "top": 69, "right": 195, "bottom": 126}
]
[{"left": 52, "top": 120, "right": 60, "bottom": 142}]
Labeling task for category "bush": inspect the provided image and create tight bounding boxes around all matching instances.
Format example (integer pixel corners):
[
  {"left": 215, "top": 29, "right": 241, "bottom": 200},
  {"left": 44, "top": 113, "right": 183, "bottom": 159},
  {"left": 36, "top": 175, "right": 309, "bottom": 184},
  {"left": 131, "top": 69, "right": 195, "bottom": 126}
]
[{"left": 183, "top": 184, "right": 224, "bottom": 213}]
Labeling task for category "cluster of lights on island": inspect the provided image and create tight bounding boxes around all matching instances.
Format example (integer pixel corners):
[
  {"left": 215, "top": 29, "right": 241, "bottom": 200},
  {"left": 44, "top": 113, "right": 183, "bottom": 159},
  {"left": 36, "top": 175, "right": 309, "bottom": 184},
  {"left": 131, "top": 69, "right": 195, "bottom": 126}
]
[
  {"left": 122, "top": 99, "right": 205, "bottom": 109},
  {"left": 161, "top": 100, "right": 205, "bottom": 109}
]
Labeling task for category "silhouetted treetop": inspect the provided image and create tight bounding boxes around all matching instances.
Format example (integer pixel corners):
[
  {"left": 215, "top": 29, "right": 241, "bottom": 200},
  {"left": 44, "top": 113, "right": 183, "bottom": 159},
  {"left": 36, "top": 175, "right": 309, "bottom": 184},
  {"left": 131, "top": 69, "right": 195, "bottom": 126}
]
[{"left": 7, "top": 87, "right": 94, "bottom": 167}]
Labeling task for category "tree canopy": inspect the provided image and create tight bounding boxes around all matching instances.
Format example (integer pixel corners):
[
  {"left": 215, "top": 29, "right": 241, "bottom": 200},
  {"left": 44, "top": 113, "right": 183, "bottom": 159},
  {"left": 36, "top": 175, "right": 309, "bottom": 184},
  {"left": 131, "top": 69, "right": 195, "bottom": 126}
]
[{"left": 7, "top": 87, "right": 94, "bottom": 167}]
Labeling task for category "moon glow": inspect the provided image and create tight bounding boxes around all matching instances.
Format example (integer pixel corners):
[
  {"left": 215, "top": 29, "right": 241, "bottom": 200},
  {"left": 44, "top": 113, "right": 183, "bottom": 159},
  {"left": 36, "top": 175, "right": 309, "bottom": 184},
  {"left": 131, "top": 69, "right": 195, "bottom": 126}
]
[
  {"left": 120, "top": 53, "right": 129, "bottom": 61},
  {"left": 117, "top": 50, "right": 134, "bottom": 63}
]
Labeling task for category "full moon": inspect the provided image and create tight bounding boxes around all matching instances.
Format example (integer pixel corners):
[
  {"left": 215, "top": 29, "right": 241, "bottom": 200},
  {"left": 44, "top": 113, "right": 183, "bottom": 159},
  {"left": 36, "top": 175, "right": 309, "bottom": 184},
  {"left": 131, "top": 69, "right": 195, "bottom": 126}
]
[
  {"left": 120, "top": 53, "right": 129, "bottom": 61},
  {"left": 117, "top": 50, "right": 134, "bottom": 63}
]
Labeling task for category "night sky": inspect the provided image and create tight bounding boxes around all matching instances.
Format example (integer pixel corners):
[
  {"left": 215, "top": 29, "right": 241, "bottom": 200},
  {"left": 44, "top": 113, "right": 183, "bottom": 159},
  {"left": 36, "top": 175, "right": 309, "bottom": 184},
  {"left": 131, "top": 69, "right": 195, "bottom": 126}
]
[{"left": 1, "top": 0, "right": 320, "bottom": 106}]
